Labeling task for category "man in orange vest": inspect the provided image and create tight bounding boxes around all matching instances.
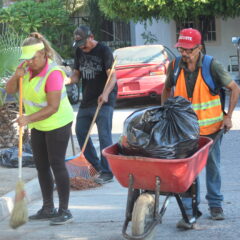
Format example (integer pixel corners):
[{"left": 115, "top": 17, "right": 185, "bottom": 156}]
[{"left": 161, "top": 28, "right": 239, "bottom": 228}]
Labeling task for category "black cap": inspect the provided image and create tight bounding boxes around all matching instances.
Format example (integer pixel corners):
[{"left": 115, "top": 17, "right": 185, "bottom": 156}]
[{"left": 73, "top": 25, "right": 92, "bottom": 49}]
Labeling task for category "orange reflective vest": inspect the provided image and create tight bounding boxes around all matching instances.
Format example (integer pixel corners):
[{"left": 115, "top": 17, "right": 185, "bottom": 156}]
[{"left": 174, "top": 68, "right": 223, "bottom": 135}]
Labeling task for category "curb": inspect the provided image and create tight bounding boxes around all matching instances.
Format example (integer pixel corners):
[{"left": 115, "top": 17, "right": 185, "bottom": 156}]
[
  {"left": 0, "top": 178, "right": 41, "bottom": 221},
  {"left": 0, "top": 136, "right": 100, "bottom": 222}
]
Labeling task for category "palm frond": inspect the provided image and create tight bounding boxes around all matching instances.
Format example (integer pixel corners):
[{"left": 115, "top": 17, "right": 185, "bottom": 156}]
[
  {"left": 0, "top": 28, "right": 24, "bottom": 106},
  {"left": 0, "top": 29, "right": 24, "bottom": 81}
]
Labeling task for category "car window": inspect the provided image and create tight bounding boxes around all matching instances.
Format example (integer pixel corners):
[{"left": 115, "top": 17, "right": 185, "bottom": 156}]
[{"left": 114, "top": 46, "right": 174, "bottom": 66}]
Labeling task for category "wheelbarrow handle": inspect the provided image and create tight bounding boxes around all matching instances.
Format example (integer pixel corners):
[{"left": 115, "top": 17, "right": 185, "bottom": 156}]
[{"left": 209, "top": 128, "right": 225, "bottom": 153}]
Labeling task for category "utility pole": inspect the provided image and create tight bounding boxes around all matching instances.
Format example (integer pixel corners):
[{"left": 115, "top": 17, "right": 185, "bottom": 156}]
[{"left": 232, "top": 37, "right": 240, "bottom": 82}]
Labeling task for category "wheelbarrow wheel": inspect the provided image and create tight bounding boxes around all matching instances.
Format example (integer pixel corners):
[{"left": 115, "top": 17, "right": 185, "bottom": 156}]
[{"left": 132, "top": 193, "right": 156, "bottom": 240}]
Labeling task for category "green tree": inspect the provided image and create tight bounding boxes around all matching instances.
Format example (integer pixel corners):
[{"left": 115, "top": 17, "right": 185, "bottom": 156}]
[
  {"left": 0, "top": 0, "right": 75, "bottom": 58},
  {"left": 87, "top": 0, "right": 104, "bottom": 40},
  {"left": 99, "top": 0, "right": 240, "bottom": 22},
  {"left": 0, "top": 29, "right": 28, "bottom": 148},
  {"left": 72, "top": 0, "right": 118, "bottom": 43},
  {"left": 63, "top": 0, "right": 86, "bottom": 14},
  {"left": 98, "top": 0, "right": 240, "bottom": 51},
  {"left": 0, "top": 29, "right": 23, "bottom": 104}
]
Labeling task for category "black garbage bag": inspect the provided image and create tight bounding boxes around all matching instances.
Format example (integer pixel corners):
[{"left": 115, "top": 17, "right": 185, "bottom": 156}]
[
  {"left": 119, "top": 96, "right": 200, "bottom": 159},
  {"left": 0, "top": 142, "right": 35, "bottom": 168}
]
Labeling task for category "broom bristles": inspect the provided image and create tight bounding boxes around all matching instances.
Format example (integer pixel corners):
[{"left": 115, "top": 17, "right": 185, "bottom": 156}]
[
  {"left": 9, "top": 180, "right": 28, "bottom": 229},
  {"left": 70, "top": 176, "right": 100, "bottom": 190},
  {"left": 66, "top": 153, "right": 97, "bottom": 178}
]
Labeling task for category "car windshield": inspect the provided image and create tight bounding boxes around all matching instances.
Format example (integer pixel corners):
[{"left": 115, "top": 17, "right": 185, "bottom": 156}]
[{"left": 114, "top": 46, "right": 170, "bottom": 66}]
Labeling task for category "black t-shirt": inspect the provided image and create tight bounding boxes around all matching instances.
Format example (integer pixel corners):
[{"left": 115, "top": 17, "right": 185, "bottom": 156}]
[{"left": 74, "top": 42, "right": 117, "bottom": 108}]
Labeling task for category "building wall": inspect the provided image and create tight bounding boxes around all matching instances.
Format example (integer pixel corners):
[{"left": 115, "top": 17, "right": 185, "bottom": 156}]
[
  {"left": 133, "top": 19, "right": 176, "bottom": 51},
  {"left": 133, "top": 17, "right": 240, "bottom": 72},
  {"left": 206, "top": 18, "right": 240, "bottom": 70}
]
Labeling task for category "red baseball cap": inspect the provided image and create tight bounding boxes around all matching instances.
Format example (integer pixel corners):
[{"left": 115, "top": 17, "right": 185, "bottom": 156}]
[{"left": 175, "top": 28, "right": 202, "bottom": 49}]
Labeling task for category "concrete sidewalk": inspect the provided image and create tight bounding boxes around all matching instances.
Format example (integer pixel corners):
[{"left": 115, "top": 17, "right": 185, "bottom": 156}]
[
  {"left": 0, "top": 104, "right": 240, "bottom": 239},
  {"left": 0, "top": 104, "right": 130, "bottom": 222}
]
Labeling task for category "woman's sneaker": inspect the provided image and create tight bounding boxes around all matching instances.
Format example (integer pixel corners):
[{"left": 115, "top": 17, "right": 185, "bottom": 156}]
[
  {"left": 29, "top": 207, "right": 58, "bottom": 220},
  {"left": 50, "top": 209, "right": 73, "bottom": 225}
]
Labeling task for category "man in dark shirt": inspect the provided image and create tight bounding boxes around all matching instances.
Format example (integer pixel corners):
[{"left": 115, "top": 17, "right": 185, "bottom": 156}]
[{"left": 68, "top": 25, "right": 117, "bottom": 184}]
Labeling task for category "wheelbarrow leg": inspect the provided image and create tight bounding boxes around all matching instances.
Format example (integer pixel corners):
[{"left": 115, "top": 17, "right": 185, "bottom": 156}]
[
  {"left": 153, "top": 177, "right": 160, "bottom": 219},
  {"left": 154, "top": 177, "right": 171, "bottom": 224},
  {"left": 122, "top": 174, "right": 140, "bottom": 238},
  {"left": 191, "top": 179, "right": 202, "bottom": 219},
  {"left": 158, "top": 194, "right": 171, "bottom": 223},
  {"left": 175, "top": 194, "right": 194, "bottom": 224},
  {"left": 175, "top": 179, "right": 202, "bottom": 229},
  {"left": 125, "top": 174, "right": 140, "bottom": 221}
]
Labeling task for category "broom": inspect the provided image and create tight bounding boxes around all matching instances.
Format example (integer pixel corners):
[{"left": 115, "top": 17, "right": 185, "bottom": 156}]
[
  {"left": 66, "top": 58, "right": 117, "bottom": 179},
  {"left": 9, "top": 76, "right": 28, "bottom": 229}
]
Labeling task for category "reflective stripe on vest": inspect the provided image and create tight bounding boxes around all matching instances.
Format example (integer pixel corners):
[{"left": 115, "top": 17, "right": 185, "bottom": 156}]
[
  {"left": 34, "top": 62, "right": 58, "bottom": 92},
  {"left": 198, "top": 113, "right": 224, "bottom": 127},
  {"left": 174, "top": 68, "right": 223, "bottom": 135},
  {"left": 192, "top": 99, "right": 221, "bottom": 111},
  {"left": 23, "top": 91, "right": 67, "bottom": 108},
  {"left": 22, "top": 59, "right": 73, "bottom": 131}
]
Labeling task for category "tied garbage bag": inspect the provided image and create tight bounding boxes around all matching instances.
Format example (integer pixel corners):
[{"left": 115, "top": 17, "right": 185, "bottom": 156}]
[
  {"left": 0, "top": 142, "right": 35, "bottom": 168},
  {"left": 119, "top": 96, "right": 200, "bottom": 159}
]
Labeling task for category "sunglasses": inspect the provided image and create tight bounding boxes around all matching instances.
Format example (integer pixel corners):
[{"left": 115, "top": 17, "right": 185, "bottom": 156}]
[{"left": 177, "top": 46, "right": 198, "bottom": 54}]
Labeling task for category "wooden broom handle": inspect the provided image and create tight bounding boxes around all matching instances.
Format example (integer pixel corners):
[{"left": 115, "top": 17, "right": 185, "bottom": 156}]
[
  {"left": 81, "top": 57, "right": 117, "bottom": 154},
  {"left": 18, "top": 77, "right": 23, "bottom": 157},
  {"left": 18, "top": 77, "right": 23, "bottom": 179}
]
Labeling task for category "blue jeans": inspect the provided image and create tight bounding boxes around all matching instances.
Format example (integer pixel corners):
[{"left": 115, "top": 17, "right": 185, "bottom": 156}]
[
  {"left": 182, "top": 132, "right": 223, "bottom": 215},
  {"left": 75, "top": 105, "right": 114, "bottom": 174}
]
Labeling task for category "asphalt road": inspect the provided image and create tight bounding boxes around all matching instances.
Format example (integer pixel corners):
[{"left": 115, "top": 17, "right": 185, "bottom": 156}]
[{"left": 0, "top": 96, "right": 240, "bottom": 240}]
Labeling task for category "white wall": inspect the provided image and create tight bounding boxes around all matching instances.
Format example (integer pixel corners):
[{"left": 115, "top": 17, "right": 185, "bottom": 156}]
[
  {"left": 134, "top": 19, "right": 176, "bottom": 52},
  {"left": 133, "top": 17, "right": 240, "bottom": 72},
  {"left": 205, "top": 17, "right": 240, "bottom": 70}
]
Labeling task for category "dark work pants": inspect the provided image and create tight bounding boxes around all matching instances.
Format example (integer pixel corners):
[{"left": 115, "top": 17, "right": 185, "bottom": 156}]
[{"left": 31, "top": 122, "right": 72, "bottom": 210}]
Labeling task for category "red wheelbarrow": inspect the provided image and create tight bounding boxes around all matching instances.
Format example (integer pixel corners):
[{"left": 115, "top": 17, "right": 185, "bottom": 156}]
[{"left": 102, "top": 136, "right": 213, "bottom": 240}]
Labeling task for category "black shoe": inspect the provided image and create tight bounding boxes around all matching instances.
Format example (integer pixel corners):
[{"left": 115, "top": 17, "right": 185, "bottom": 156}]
[
  {"left": 50, "top": 209, "right": 73, "bottom": 225},
  {"left": 29, "top": 207, "right": 58, "bottom": 220},
  {"left": 94, "top": 173, "right": 113, "bottom": 184},
  {"left": 209, "top": 207, "right": 225, "bottom": 220}
]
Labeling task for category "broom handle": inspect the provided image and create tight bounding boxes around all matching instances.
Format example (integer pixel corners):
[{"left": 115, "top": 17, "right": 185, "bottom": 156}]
[
  {"left": 18, "top": 77, "right": 23, "bottom": 180},
  {"left": 81, "top": 57, "right": 117, "bottom": 154},
  {"left": 70, "top": 129, "right": 76, "bottom": 156}
]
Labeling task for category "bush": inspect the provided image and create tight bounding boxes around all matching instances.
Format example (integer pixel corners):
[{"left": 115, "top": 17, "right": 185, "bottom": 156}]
[{"left": 0, "top": 0, "right": 75, "bottom": 58}]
